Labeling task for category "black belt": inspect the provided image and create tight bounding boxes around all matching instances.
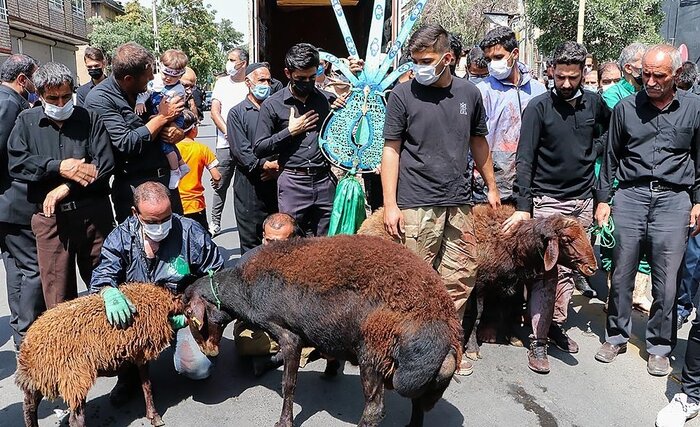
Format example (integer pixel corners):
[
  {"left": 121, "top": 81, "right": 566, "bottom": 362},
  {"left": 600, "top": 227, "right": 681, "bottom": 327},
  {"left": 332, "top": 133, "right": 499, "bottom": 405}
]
[
  {"left": 48, "top": 197, "right": 108, "bottom": 213},
  {"left": 119, "top": 167, "right": 169, "bottom": 180},
  {"left": 283, "top": 166, "right": 329, "bottom": 176},
  {"left": 621, "top": 180, "right": 686, "bottom": 192}
]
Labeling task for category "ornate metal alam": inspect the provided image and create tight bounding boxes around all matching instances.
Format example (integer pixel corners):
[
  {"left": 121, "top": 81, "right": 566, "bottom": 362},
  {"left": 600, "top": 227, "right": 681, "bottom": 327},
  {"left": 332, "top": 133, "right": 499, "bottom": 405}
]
[{"left": 319, "top": 0, "right": 426, "bottom": 173}]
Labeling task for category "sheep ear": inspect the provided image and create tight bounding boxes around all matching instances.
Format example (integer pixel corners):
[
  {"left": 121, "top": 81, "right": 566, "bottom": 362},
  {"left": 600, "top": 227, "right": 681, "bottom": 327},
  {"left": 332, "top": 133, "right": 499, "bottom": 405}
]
[
  {"left": 544, "top": 238, "right": 559, "bottom": 271},
  {"left": 186, "top": 294, "right": 207, "bottom": 331}
]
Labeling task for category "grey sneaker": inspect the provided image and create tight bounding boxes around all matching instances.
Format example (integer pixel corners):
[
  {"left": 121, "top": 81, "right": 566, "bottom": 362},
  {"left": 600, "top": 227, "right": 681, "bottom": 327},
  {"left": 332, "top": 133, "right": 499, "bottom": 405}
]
[{"left": 656, "top": 393, "right": 700, "bottom": 427}]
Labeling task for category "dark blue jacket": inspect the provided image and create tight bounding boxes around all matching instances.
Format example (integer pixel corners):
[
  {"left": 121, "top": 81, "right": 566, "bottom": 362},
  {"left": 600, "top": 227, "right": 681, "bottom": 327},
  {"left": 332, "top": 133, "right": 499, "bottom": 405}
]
[{"left": 90, "top": 214, "right": 224, "bottom": 293}]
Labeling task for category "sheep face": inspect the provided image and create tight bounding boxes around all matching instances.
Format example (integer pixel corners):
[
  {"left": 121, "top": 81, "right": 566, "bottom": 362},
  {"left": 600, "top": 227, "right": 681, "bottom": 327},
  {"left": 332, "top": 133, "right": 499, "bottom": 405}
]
[
  {"left": 183, "top": 286, "right": 232, "bottom": 357},
  {"left": 546, "top": 215, "right": 597, "bottom": 276}
]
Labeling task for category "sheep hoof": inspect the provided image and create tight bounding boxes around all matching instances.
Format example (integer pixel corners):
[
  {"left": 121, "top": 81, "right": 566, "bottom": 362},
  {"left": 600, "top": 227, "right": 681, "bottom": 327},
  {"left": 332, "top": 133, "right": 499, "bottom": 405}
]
[
  {"left": 509, "top": 336, "right": 524, "bottom": 347},
  {"left": 150, "top": 415, "right": 165, "bottom": 426},
  {"left": 465, "top": 351, "right": 480, "bottom": 361}
]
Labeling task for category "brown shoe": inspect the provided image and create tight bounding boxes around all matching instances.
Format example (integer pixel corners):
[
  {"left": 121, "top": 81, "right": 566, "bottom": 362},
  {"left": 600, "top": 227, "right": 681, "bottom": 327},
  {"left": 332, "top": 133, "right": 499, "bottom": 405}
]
[
  {"left": 528, "top": 340, "right": 550, "bottom": 374},
  {"left": 594, "top": 342, "right": 627, "bottom": 363},
  {"left": 647, "top": 355, "right": 671, "bottom": 376},
  {"left": 548, "top": 323, "right": 579, "bottom": 353}
]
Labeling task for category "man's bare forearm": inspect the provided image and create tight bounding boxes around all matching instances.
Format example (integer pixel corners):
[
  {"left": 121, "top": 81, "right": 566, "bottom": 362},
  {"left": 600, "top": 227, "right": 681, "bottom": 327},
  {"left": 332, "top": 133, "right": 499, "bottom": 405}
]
[
  {"left": 381, "top": 140, "right": 401, "bottom": 207},
  {"left": 471, "top": 135, "right": 497, "bottom": 192}
]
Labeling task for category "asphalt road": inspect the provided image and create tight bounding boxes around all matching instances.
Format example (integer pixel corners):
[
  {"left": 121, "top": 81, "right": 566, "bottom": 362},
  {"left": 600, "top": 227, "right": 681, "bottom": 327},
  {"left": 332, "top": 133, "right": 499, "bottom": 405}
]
[{"left": 0, "top": 112, "right": 697, "bottom": 427}]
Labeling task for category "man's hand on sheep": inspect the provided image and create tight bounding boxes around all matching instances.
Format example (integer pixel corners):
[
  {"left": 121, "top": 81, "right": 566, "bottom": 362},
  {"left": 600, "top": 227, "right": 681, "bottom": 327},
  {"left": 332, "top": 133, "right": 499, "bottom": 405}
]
[
  {"left": 595, "top": 202, "right": 611, "bottom": 227},
  {"left": 101, "top": 287, "right": 137, "bottom": 329},
  {"left": 691, "top": 203, "right": 700, "bottom": 236},
  {"left": 502, "top": 210, "right": 531, "bottom": 235},
  {"left": 169, "top": 314, "right": 188, "bottom": 330},
  {"left": 383, "top": 204, "right": 405, "bottom": 238}
]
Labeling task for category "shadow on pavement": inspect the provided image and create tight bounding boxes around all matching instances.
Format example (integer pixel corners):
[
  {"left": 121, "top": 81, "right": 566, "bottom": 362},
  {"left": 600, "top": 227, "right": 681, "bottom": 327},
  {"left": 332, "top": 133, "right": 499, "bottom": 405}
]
[
  {"left": 0, "top": 350, "right": 17, "bottom": 381},
  {"left": 0, "top": 315, "right": 13, "bottom": 347}
]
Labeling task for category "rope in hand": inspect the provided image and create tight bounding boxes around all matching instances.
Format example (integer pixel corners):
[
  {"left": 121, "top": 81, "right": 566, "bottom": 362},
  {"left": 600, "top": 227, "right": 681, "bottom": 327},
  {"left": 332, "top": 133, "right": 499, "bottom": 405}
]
[
  {"left": 208, "top": 269, "right": 221, "bottom": 310},
  {"left": 588, "top": 217, "right": 651, "bottom": 275}
]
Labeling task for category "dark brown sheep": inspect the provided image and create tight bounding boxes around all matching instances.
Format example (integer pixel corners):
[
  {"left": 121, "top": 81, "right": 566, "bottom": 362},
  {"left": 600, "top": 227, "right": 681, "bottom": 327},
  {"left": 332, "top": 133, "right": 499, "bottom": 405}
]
[
  {"left": 183, "top": 234, "right": 463, "bottom": 427},
  {"left": 15, "top": 283, "right": 182, "bottom": 427},
  {"left": 357, "top": 205, "right": 597, "bottom": 358}
]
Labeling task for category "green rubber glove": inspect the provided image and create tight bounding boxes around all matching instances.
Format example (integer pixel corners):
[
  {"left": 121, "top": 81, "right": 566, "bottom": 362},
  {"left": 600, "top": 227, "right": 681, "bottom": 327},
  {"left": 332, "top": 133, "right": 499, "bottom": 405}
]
[
  {"left": 169, "top": 314, "right": 188, "bottom": 330},
  {"left": 101, "top": 287, "right": 137, "bottom": 328}
]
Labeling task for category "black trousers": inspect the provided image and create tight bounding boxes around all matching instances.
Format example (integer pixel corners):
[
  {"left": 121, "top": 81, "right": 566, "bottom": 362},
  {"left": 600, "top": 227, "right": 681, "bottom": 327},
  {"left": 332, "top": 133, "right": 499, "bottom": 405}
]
[
  {"left": 606, "top": 186, "right": 690, "bottom": 356},
  {"left": 233, "top": 171, "right": 277, "bottom": 254},
  {"left": 185, "top": 209, "right": 210, "bottom": 234},
  {"left": 112, "top": 173, "right": 184, "bottom": 223},
  {"left": 277, "top": 170, "right": 335, "bottom": 237},
  {"left": 0, "top": 222, "right": 45, "bottom": 349},
  {"left": 682, "top": 319, "right": 700, "bottom": 402}
]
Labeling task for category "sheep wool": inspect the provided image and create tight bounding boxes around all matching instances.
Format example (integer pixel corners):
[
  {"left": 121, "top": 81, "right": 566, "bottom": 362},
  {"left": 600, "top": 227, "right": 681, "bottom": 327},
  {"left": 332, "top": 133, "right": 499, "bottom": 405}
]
[{"left": 15, "top": 283, "right": 181, "bottom": 410}]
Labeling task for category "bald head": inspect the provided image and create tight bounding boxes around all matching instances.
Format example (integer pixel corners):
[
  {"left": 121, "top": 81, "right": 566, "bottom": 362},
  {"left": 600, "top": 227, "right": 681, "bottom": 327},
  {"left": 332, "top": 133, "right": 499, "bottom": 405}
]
[
  {"left": 182, "top": 66, "right": 196, "bottom": 86},
  {"left": 642, "top": 44, "right": 682, "bottom": 102}
]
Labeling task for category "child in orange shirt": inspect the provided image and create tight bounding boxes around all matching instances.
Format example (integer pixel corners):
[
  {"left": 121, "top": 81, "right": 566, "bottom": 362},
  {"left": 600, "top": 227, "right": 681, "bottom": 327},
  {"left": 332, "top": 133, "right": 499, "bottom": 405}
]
[{"left": 177, "top": 110, "right": 221, "bottom": 233}]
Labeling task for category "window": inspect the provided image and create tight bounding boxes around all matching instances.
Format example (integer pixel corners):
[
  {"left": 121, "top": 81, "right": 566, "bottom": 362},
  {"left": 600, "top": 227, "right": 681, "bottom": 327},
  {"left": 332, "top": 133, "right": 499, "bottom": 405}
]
[
  {"left": 0, "top": 0, "right": 7, "bottom": 22},
  {"left": 48, "top": 0, "right": 65, "bottom": 12},
  {"left": 71, "top": 0, "right": 85, "bottom": 18}
]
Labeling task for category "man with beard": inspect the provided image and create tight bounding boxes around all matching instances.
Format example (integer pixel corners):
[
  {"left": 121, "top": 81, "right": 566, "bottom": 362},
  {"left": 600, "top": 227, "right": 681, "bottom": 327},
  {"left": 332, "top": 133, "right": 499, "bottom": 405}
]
[
  {"left": 602, "top": 43, "right": 646, "bottom": 109},
  {"left": 595, "top": 45, "right": 700, "bottom": 378},
  {"left": 504, "top": 41, "right": 610, "bottom": 374}
]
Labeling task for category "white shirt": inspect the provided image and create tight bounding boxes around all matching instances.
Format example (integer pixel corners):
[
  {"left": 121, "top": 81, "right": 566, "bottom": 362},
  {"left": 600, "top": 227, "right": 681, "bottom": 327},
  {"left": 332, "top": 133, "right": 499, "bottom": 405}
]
[{"left": 212, "top": 76, "right": 249, "bottom": 149}]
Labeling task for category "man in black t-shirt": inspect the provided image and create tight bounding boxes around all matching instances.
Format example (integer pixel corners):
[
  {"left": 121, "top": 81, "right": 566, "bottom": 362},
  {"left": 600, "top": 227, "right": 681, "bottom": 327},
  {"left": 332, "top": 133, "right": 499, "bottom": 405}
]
[{"left": 382, "top": 24, "right": 499, "bottom": 376}]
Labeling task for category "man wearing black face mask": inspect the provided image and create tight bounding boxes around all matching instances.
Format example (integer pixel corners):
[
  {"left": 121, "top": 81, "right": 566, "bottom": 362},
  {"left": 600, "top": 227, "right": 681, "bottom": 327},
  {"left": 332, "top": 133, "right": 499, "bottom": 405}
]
[
  {"left": 76, "top": 47, "right": 107, "bottom": 106},
  {"left": 505, "top": 41, "right": 610, "bottom": 374},
  {"left": 602, "top": 42, "right": 646, "bottom": 110},
  {"left": 254, "top": 43, "right": 336, "bottom": 237}
]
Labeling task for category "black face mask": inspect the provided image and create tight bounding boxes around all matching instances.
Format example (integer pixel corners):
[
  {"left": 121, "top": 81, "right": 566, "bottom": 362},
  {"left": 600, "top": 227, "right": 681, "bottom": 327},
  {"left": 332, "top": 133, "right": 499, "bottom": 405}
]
[
  {"left": 88, "top": 68, "right": 104, "bottom": 80},
  {"left": 634, "top": 74, "right": 643, "bottom": 87},
  {"left": 292, "top": 79, "right": 315, "bottom": 97}
]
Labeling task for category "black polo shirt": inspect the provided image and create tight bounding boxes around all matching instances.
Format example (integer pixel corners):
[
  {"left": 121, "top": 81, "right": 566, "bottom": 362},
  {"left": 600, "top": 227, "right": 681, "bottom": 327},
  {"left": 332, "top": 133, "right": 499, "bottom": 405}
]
[
  {"left": 0, "top": 85, "right": 34, "bottom": 225},
  {"left": 8, "top": 106, "right": 114, "bottom": 205},
  {"left": 228, "top": 96, "right": 266, "bottom": 175},
  {"left": 76, "top": 79, "right": 98, "bottom": 106},
  {"left": 383, "top": 77, "right": 488, "bottom": 208},
  {"left": 253, "top": 86, "right": 333, "bottom": 169},
  {"left": 83, "top": 75, "right": 168, "bottom": 176},
  {"left": 597, "top": 89, "right": 700, "bottom": 203},
  {"left": 514, "top": 89, "right": 610, "bottom": 211}
]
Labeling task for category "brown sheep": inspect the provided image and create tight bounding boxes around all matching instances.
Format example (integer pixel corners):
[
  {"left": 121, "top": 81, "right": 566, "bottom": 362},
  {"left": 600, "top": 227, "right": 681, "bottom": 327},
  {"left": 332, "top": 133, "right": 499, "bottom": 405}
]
[
  {"left": 357, "top": 204, "right": 597, "bottom": 358},
  {"left": 15, "top": 283, "right": 182, "bottom": 427},
  {"left": 183, "top": 234, "right": 463, "bottom": 427}
]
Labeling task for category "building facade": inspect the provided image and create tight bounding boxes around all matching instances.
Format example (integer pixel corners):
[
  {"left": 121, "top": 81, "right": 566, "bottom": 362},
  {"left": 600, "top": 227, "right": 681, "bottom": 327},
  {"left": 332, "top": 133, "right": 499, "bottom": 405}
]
[{"left": 0, "top": 0, "right": 91, "bottom": 79}]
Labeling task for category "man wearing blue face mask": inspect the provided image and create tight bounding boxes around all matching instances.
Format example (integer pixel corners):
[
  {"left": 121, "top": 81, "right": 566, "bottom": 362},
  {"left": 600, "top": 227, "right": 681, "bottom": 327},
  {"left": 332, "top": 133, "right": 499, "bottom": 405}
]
[
  {"left": 8, "top": 62, "right": 115, "bottom": 310},
  {"left": 472, "top": 26, "right": 547, "bottom": 205},
  {"left": 228, "top": 62, "right": 279, "bottom": 254},
  {"left": 89, "top": 181, "right": 224, "bottom": 400}
]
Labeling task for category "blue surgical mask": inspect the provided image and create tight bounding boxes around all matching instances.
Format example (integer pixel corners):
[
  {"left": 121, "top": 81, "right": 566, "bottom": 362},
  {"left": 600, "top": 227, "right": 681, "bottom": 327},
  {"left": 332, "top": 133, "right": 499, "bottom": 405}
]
[
  {"left": 252, "top": 84, "right": 271, "bottom": 101},
  {"left": 316, "top": 65, "right": 325, "bottom": 77},
  {"left": 43, "top": 99, "right": 74, "bottom": 121}
]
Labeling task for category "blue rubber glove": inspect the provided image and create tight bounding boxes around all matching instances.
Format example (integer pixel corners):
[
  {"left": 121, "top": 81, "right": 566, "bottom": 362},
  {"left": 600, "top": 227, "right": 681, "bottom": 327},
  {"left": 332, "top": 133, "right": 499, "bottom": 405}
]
[
  {"left": 169, "top": 314, "right": 188, "bottom": 330},
  {"left": 101, "top": 287, "right": 137, "bottom": 328}
]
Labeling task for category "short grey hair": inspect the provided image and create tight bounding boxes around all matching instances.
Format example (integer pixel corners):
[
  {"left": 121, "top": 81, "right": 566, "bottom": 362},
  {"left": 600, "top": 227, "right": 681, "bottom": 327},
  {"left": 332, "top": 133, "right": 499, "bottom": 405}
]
[
  {"left": 618, "top": 43, "right": 647, "bottom": 69},
  {"left": 643, "top": 44, "right": 683, "bottom": 72},
  {"left": 33, "top": 62, "right": 74, "bottom": 95},
  {"left": 133, "top": 181, "right": 171, "bottom": 210}
]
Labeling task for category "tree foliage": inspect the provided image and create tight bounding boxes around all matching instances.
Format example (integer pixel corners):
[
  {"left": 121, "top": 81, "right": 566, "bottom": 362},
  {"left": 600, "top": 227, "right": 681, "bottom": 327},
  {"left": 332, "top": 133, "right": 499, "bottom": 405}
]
[
  {"left": 88, "top": 0, "right": 245, "bottom": 85},
  {"left": 527, "top": 0, "right": 664, "bottom": 61},
  {"left": 420, "top": 0, "right": 517, "bottom": 47}
]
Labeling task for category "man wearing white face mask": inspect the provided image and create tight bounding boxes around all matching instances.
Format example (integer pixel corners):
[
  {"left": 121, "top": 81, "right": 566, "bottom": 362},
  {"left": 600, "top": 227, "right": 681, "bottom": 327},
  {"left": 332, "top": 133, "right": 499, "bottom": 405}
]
[
  {"left": 228, "top": 62, "right": 279, "bottom": 254},
  {"left": 209, "top": 48, "right": 250, "bottom": 235},
  {"left": 8, "top": 62, "right": 115, "bottom": 309},
  {"left": 383, "top": 24, "right": 499, "bottom": 376},
  {"left": 89, "top": 181, "right": 224, "bottom": 397},
  {"left": 473, "top": 26, "right": 546, "bottom": 204}
]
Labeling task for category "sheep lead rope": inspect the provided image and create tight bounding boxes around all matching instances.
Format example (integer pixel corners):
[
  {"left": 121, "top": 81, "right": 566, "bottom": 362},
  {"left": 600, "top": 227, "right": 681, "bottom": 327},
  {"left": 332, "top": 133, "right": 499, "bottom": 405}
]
[{"left": 208, "top": 270, "right": 221, "bottom": 310}]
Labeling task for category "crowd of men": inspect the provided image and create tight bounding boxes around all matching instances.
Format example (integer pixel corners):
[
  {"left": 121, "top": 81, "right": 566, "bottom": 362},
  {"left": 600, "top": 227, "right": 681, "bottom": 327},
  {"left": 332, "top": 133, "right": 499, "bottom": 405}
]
[{"left": 3, "top": 21, "right": 700, "bottom": 426}]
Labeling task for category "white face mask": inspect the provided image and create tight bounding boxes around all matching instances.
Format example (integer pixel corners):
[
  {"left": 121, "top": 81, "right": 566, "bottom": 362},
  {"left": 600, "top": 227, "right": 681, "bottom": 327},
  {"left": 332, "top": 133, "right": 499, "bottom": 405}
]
[
  {"left": 413, "top": 54, "right": 447, "bottom": 86},
  {"left": 601, "top": 83, "right": 614, "bottom": 93},
  {"left": 142, "top": 217, "right": 172, "bottom": 242},
  {"left": 226, "top": 60, "right": 243, "bottom": 77},
  {"left": 488, "top": 54, "right": 513, "bottom": 81},
  {"left": 583, "top": 84, "right": 598, "bottom": 93},
  {"left": 469, "top": 76, "right": 485, "bottom": 84},
  {"left": 43, "top": 99, "right": 74, "bottom": 121}
]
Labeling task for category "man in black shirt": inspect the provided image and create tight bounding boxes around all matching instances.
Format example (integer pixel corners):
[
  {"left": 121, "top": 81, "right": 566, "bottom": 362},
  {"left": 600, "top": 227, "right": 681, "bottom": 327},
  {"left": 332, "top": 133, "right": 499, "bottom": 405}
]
[
  {"left": 229, "top": 63, "right": 279, "bottom": 253},
  {"left": 8, "top": 62, "right": 115, "bottom": 309},
  {"left": 84, "top": 42, "right": 185, "bottom": 222},
  {"left": 382, "top": 24, "right": 499, "bottom": 375},
  {"left": 75, "top": 46, "right": 107, "bottom": 106},
  {"left": 0, "top": 54, "right": 43, "bottom": 349},
  {"left": 504, "top": 41, "right": 610, "bottom": 374},
  {"left": 594, "top": 44, "right": 700, "bottom": 377},
  {"left": 254, "top": 43, "right": 335, "bottom": 236}
]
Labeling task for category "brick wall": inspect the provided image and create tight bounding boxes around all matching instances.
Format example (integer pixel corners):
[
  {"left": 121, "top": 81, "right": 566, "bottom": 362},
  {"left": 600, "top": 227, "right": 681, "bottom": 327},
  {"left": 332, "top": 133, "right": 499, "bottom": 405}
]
[{"left": 0, "top": 21, "right": 11, "bottom": 54}]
